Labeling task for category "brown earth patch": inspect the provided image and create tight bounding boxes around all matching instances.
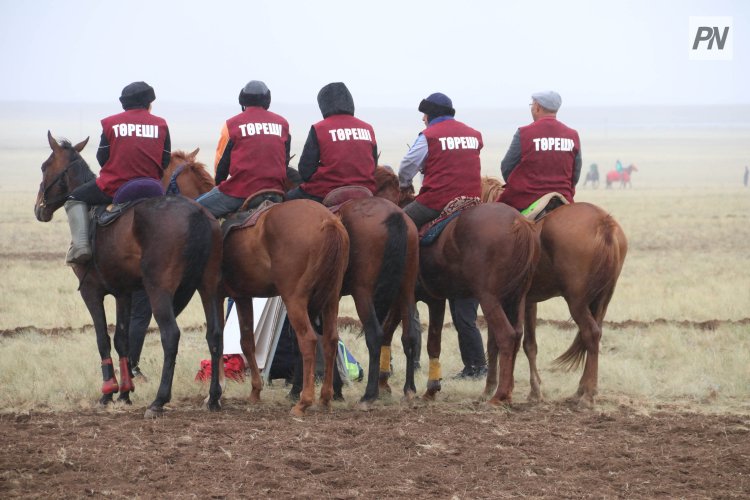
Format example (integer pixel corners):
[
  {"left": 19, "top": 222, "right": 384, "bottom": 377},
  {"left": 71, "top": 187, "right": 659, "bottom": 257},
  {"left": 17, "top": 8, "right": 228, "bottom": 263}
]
[{"left": 1, "top": 402, "right": 748, "bottom": 498}]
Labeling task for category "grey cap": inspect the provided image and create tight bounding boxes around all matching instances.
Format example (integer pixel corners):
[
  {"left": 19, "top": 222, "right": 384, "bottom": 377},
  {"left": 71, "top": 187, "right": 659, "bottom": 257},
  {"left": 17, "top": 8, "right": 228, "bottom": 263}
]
[{"left": 531, "top": 91, "right": 562, "bottom": 112}]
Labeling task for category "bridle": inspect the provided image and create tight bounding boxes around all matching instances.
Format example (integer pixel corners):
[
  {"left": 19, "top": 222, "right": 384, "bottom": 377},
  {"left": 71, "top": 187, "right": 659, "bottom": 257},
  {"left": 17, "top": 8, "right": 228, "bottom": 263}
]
[{"left": 39, "top": 157, "right": 85, "bottom": 209}]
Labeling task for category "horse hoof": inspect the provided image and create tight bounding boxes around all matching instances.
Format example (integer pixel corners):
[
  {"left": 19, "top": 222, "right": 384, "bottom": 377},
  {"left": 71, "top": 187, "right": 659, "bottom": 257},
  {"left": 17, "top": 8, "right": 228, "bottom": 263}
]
[
  {"left": 333, "top": 393, "right": 345, "bottom": 402},
  {"left": 143, "top": 407, "right": 164, "bottom": 419},
  {"left": 290, "top": 404, "right": 306, "bottom": 417},
  {"left": 286, "top": 391, "right": 301, "bottom": 402},
  {"left": 356, "top": 400, "right": 373, "bottom": 411},
  {"left": 117, "top": 393, "right": 133, "bottom": 405},
  {"left": 249, "top": 391, "right": 261, "bottom": 404},
  {"left": 207, "top": 400, "right": 222, "bottom": 412},
  {"left": 98, "top": 394, "right": 115, "bottom": 406},
  {"left": 487, "top": 398, "right": 512, "bottom": 410},
  {"left": 401, "top": 390, "right": 416, "bottom": 403},
  {"left": 527, "top": 392, "right": 544, "bottom": 404},
  {"left": 421, "top": 391, "right": 436, "bottom": 401}
]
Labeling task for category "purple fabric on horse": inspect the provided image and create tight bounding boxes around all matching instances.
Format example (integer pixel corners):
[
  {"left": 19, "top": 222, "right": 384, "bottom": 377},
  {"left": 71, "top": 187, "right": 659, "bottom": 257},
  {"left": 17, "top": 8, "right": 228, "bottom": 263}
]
[{"left": 113, "top": 177, "right": 165, "bottom": 204}]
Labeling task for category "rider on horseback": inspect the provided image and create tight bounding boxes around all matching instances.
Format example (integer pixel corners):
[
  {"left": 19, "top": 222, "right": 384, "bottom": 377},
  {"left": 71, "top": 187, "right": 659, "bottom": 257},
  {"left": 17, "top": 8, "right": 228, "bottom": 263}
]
[
  {"left": 397, "top": 92, "right": 483, "bottom": 229},
  {"left": 64, "top": 81, "right": 170, "bottom": 265},
  {"left": 499, "top": 91, "right": 581, "bottom": 212},
  {"left": 285, "top": 82, "right": 378, "bottom": 202},
  {"left": 197, "top": 80, "right": 291, "bottom": 217}
]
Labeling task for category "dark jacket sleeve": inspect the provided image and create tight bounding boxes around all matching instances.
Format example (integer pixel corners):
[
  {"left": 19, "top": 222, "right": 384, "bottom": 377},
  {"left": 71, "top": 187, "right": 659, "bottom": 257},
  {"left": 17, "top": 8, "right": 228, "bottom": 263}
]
[
  {"left": 572, "top": 149, "right": 582, "bottom": 185},
  {"left": 500, "top": 129, "right": 522, "bottom": 180},
  {"left": 298, "top": 126, "right": 320, "bottom": 182},
  {"left": 214, "top": 139, "right": 234, "bottom": 184},
  {"left": 161, "top": 128, "right": 171, "bottom": 170},
  {"left": 286, "top": 166, "right": 302, "bottom": 187},
  {"left": 372, "top": 143, "right": 379, "bottom": 170},
  {"left": 96, "top": 132, "right": 110, "bottom": 167},
  {"left": 285, "top": 134, "right": 292, "bottom": 167}
]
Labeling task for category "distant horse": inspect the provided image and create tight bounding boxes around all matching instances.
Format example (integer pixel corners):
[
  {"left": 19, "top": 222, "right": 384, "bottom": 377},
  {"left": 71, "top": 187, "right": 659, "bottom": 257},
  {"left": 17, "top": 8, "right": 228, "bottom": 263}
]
[
  {"left": 583, "top": 164, "right": 600, "bottom": 188},
  {"left": 606, "top": 164, "right": 638, "bottom": 188},
  {"left": 163, "top": 152, "right": 351, "bottom": 416},
  {"left": 480, "top": 179, "right": 628, "bottom": 406},
  {"left": 34, "top": 132, "right": 223, "bottom": 417},
  {"left": 376, "top": 168, "right": 539, "bottom": 405}
]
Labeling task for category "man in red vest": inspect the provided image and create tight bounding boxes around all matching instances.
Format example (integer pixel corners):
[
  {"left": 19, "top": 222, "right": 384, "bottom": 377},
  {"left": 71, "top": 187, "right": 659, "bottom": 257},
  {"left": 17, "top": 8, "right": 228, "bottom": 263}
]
[
  {"left": 398, "top": 93, "right": 487, "bottom": 378},
  {"left": 398, "top": 92, "right": 483, "bottom": 228},
  {"left": 498, "top": 91, "right": 582, "bottom": 212},
  {"left": 198, "top": 80, "right": 291, "bottom": 217},
  {"left": 286, "top": 82, "right": 378, "bottom": 202},
  {"left": 64, "top": 81, "right": 170, "bottom": 265}
]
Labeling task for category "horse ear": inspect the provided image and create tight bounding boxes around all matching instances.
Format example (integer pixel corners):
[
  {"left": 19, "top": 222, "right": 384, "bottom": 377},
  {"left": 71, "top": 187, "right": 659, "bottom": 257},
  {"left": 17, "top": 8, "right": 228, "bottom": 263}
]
[
  {"left": 47, "top": 130, "right": 61, "bottom": 153},
  {"left": 73, "top": 137, "right": 89, "bottom": 153},
  {"left": 189, "top": 147, "right": 200, "bottom": 159}
]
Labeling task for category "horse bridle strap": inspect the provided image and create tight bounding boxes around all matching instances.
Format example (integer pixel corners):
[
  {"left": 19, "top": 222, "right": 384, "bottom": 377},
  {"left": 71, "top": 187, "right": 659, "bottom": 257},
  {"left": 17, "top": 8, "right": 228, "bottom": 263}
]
[{"left": 41, "top": 157, "right": 84, "bottom": 207}]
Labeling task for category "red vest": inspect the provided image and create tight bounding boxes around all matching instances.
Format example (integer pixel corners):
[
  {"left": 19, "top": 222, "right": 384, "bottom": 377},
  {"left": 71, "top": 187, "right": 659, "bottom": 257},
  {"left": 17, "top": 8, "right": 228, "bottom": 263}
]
[
  {"left": 300, "top": 114, "right": 376, "bottom": 199},
  {"left": 96, "top": 109, "right": 169, "bottom": 197},
  {"left": 417, "top": 119, "right": 483, "bottom": 211},
  {"left": 498, "top": 116, "right": 580, "bottom": 211},
  {"left": 219, "top": 107, "right": 290, "bottom": 198}
]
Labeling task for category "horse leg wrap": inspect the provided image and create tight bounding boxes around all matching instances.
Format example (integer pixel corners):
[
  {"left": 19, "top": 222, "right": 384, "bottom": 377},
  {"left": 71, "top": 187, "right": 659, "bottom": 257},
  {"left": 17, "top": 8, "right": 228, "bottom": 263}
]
[
  {"left": 101, "top": 358, "right": 119, "bottom": 394},
  {"left": 379, "top": 346, "right": 392, "bottom": 376},
  {"left": 119, "top": 357, "right": 135, "bottom": 393},
  {"left": 428, "top": 358, "right": 442, "bottom": 382}
]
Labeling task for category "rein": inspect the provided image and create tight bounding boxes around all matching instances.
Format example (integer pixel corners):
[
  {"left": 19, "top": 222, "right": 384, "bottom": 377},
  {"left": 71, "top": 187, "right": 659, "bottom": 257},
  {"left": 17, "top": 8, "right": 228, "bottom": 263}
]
[{"left": 40, "top": 157, "right": 86, "bottom": 208}]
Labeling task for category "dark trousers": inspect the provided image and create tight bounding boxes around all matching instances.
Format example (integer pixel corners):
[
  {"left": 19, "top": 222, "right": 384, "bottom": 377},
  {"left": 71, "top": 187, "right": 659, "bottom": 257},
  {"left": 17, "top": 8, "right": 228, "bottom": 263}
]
[
  {"left": 285, "top": 186, "right": 323, "bottom": 203},
  {"left": 403, "top": 200, "right": 440, "bottom": 229},
  {"left": 128, "top": 289, "right": 152, "bottom": 368},
  {"left": 449, "top": 297, "right": 486, "bottom": 368},
  {"left": 68, "top": 179, "right": 112, "bottom": 205}
]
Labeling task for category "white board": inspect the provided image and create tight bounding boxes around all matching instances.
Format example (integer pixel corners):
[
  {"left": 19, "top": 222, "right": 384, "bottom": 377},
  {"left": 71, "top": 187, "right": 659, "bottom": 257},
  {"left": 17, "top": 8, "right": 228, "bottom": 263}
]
[{"left": 222, "top": 297, "right": 286, "bottom": 375}]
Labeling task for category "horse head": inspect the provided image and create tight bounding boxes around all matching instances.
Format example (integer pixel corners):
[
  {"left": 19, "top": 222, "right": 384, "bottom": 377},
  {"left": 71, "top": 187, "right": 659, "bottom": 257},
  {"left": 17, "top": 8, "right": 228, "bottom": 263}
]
[
  {"left": 373, "top": 165, "right": 414, "bottom": 207},
  {"left": 35, "top": 131, "right": 92, "bottom": 222},
  {"left": 481, "top": 176, "right": 505, "bottom": 203},
  {"left": 164, "top": 148, "right": 215, "bottom": 199}
]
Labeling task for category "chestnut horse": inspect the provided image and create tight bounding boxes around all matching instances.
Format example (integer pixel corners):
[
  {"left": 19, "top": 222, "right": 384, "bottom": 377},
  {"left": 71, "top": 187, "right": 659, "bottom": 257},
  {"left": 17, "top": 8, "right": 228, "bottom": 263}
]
[
  {"left": 162, "top": 152, "right": 397, "bottom": 414},
  {"left": 34, "top": 132, "right": 223, "bottom": 417},
  {"left": 162, "top": 148, "right": 214, "bottom": 199},
  {"left": 221, "top": 199, "right": 350, "bottom": 416},
  {"left": 376, "top": 168, "right": 540, "bottom": 405},
  {"left": 479, "top": 177, "right": 628, "bottom": 406}
]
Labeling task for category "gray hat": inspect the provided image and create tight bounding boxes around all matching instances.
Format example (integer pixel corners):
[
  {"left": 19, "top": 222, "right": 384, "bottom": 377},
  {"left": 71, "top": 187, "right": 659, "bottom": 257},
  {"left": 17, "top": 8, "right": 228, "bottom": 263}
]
[{"left": 531, "top": 91, "right": 562, "bottom": 112}]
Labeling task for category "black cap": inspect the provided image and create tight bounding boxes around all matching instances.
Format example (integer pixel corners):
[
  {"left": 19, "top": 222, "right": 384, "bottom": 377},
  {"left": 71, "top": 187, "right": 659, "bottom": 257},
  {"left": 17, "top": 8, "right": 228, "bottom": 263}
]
[{"left": 119, "top": 81, "right": 155, "bottom": 110}]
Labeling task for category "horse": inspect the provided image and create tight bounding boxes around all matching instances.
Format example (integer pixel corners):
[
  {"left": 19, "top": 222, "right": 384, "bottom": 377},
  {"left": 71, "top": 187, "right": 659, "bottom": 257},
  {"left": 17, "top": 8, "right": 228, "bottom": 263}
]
[
  {"left": 221, "top": 199, "right": 350, "bottom": 416},
  {"left": 34, "top": 132, "right": 224, "bottom": 418},
  {"left": 375, "top": 168, "right": 540, "bottom": 405},
  {"left": 479, "top": 179, "right": 628, "bottom": 406},
  {"left": 606, "top": 164, "right": 638, "bottom": 188},
  {"left": 583, "top": 164, "right": 599, "bottom": 188},
  {"left": 163, "top": 153, "right": 414, "bottom": 412},
  {"left": 162, "top": 148, "right": 215, "bottom": 199}
]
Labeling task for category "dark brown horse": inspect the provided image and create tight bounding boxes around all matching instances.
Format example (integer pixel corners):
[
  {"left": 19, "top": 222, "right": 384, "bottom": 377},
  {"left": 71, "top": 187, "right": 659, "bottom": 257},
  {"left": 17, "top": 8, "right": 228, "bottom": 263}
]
[
  {"left": 34, "top": 132, "right": 224, "bottom": 417},
  {"left": 480, "top": 179, "right": 628, "bottom": 406},
  {"left": 162, "top": 152, "right": 354, "bottom": 415},
  {"left": 375, "top": 168, "right": 540, "bottom": 405}
]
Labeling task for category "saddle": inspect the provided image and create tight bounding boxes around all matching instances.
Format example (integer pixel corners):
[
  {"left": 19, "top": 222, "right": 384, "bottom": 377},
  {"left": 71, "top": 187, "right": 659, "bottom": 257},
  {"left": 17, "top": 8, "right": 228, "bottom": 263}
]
[
  {"left": 221, "top": 200, "right": 278, "bottom": 239},
  {"left": 322, "top": 185, "right": 372, "bottom": 214},
  {"left": 521, "top": 192, "right": 569, "bottom": 222},
  {"left": 97, "top": 178, "right": 165, "bottom": 226},
  {"left": 419, "top": 196, "right": 481, "bottom": 246}
]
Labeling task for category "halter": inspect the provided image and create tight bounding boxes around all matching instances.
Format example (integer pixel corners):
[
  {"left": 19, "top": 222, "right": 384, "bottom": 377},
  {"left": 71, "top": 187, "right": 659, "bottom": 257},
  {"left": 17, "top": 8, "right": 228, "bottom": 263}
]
[{"left": 39, "top": 157, "right": 85, "bottom": 208}]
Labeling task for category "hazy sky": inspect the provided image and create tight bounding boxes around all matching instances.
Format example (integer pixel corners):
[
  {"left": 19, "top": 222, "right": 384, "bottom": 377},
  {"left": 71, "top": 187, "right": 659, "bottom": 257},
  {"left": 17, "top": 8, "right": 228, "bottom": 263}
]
[{"left": 1, "top": 0, "right": 747, "bottom": 108}]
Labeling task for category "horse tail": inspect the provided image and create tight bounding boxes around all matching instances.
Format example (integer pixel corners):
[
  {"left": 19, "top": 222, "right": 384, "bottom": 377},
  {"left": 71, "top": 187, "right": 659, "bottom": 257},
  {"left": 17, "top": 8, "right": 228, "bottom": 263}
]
[
  {"left": 554, "top": 212, "right": 626, "bottom": 371},
  {"left": 499, "top": 216, "right": 538, "bottom": 326},
  {"left": 308, "top": 217, "right": 349, "bottom": 316},
  {"left": 172, "top": 207, "right": 215, "bottom": 315},
  {"left": 373, "top": 212, "right": 409, "bottom": 323}
]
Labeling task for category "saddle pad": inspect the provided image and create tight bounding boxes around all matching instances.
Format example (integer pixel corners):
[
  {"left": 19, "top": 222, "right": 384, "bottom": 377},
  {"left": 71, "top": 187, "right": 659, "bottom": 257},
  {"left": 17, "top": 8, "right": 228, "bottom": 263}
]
[
  {"left": 113, "top": 177, "right": 164, "bottom": 204},
  {"left": 221, "top": 201, "right": 277, "bottom": 239},
  {"left": 521, "top": 192, "right": 569, "bottom": 222},
  {"left": 418, "top": 196, "right": 480, "bottom": 245},
  {"left": 96, "top": 200, "right": 148, "bottom": 226},
  {"left": 322, "top": 185, "right": 372, "bottom": 207},
  {"left": 419, "top": 210, "right": 462, "bottom": 246}
]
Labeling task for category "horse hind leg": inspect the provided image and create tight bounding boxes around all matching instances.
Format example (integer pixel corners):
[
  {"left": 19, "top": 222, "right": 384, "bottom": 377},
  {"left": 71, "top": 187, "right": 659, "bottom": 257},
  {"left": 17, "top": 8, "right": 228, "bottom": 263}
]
[
  {"left": 235, "top": 298, "right": 263, "bottom": 404},
  {"left": 523, "top": 302, "right": 543, "bottom": 403},
  {"left": 318, "top": 296, "right": 342, "bottom": 410},
  {"left": 285, "top": 300, "right": 318, "bottom": 416},
  {"left": 143, "top": 288, "right": 181, "bottom": 419},
  {"left": 558, "top": 299, "right": 602, "bottom": 408},
  {"left": 200, "top": 289, "right": 223, "bottom": 411},
  {"left": 482, "top": 297, "right": 522, "bottom": 406}
]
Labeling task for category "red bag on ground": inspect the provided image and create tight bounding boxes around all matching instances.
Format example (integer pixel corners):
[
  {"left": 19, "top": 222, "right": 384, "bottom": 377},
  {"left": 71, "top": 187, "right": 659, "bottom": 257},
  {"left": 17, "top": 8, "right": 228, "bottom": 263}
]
[{"left": 195, "top": 354, "right": 246, "bottom": 382}]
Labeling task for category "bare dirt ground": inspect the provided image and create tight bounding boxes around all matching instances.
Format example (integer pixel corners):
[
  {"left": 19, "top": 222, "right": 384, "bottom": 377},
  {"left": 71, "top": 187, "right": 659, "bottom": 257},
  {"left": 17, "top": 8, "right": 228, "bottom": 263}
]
[{"left": 2, "top": 398, "right": 749, "bottom": 499}]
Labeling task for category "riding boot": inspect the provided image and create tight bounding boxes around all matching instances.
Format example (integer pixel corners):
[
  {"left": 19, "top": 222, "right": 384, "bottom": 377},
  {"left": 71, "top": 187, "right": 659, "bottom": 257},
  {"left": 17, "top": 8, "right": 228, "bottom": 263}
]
[{"left": 64, "top": 200, "right": 92, "bottom": 265}]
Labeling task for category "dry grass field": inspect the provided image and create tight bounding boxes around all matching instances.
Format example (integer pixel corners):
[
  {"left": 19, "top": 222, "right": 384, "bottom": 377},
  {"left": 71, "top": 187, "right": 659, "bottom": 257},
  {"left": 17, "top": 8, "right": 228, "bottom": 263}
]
[{"left": 1, "top": 102, "right": 749, "bottom": 498}]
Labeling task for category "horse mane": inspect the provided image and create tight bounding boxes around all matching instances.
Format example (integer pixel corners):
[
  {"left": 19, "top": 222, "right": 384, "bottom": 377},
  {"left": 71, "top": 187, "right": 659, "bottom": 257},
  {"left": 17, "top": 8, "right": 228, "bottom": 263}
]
[
  {"left": 169, "top": 150, "right": 215, "bottom": 192},
  {"left": 375, "top": 166, "right": 398, "bottom": 193},
  {"left": 481, "top": 176, "right": 505, "bottom": 203}
]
